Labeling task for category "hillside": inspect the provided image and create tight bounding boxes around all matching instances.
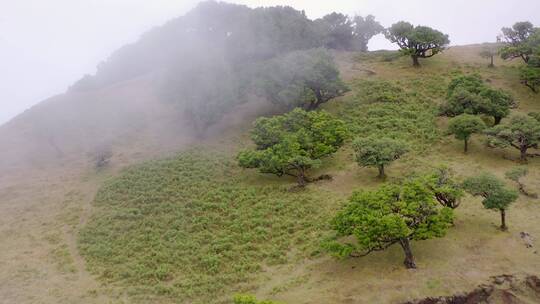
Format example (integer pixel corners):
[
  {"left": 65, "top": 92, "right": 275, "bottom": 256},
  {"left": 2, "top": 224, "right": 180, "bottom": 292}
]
[
  {"left": 1, "top": 43, "right": 540, "bottom": 304},
  {"left": 1, "top": 2, "right": 540, "bottom": 304}
]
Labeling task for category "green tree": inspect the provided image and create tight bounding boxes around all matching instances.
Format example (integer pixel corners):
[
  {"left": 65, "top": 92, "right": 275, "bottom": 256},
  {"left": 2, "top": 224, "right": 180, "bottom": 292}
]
[
  {"left": 327, "top": 179, "right": 454, "bottom": 268},
  {"left": 441, "top": 75, "right": 514, "bottom": 124},
  {"left": 238, "top": 108, "right": 348, "bottom": 186},
  {"left": 352, "top": 15, "right": 384, "bottom": 51},
  {"left": 505, "top": 166, "right": 537, "bottom": 198},
  {"left": 485, "top": 114, "right": 540, "bottom": 162},
  {"left": 259, "top": 48, "right": 349, "bottom": 110},
  {"left": 499, "top": 24, "right": 540, "bottom": 92},
  {"left": 424, "top": 166, "right": 464, "bottom": 209},
  {"left": 233, "top": 294, "right": 280, "bottom": 304},
  {"left": 463, "top": 173, "right": 518, "bottom": 231},
  {"left": 447, "top": 114, "right": 486, "bottom": 153},
  {"left": 478, "top": 88, "right": 515, "bottom": 125},
  {"left": 352, "top": 136, "right": 408, "bottom": 178},
  {"left": 499, "top": 21, "right": 538, "bottom": 63},
  {"left": 520, "top": 66, "right": 540, "bottom": 93},
  {"left": 385, "top": 21, "right": 450, "bottom": 67}
]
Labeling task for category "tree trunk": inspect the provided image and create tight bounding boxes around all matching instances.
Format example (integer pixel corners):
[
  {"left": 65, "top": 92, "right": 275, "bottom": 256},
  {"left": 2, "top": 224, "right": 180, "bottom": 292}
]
[
  {"left": 500, "top": 209, "right": 507, "bottom": 231},
  {"left": 464, "top": 138, "right": 469, "bottom": 153},
  {"left": 378, "top": 165, "right": 385, "bottom": 178},
  {"left": 307, "top": 89, "right": 323, "bottom": 111},
  {"left": 296, "top": 169, "right": 307, "bottom": 187},
  {"left": 412, "top": 55, "right": 420, "bottom": 67},
  {"left": 494, "top": 116, "right": 502, "bottom": 125},
  {"left": 489, "top": 55, "right": 494, "bottom": 68},
  {"left": 399, "top": 238, "right": 417, "bottom": 269},
  {"left": 520, "top": 146, "right": 528, "bottom": 163}
]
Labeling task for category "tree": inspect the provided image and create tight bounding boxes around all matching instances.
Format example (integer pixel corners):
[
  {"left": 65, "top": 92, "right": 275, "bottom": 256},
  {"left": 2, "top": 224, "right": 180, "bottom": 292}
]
[
  {"left": 499, "top": 21, "right": 538, "bottom": 63},
  {"left": 446, "top": 74, "right": 485, "bottom": 96},
  {"left": 327, "top": 179, "right": 454, "bottom": 268},
  {"left": 479, "top": 44, "right": 501, "bottom": 68},
  {"left": 440, "top": 75, "right": 515, "bottom": 124},
  {"left": 315, "top": 13, "right": 355, "bottom": 50},
  {"left": 505, "top": 166, "right": 537, "bottom": 198},
  {"left": 259, "top": 48, "right": 349, "bottom": 110},
  {"left": 485, "top": 114, "right": 540, "bottom": 162},
  {"left": 237, "top": 108, "right": 348, "bottom": 186},
  {"left": 385, "top": 21, "right": 450, "bottom": 67},
  {"left": 165, "top": 56, "right": 245, "bottom": 135},
  {"left": 315, "top": 13, "right": 383, "bottom": 51},
  {"left": 499, "top": 24, "right": 540, "bottom": 92},
  {"left": 352, "top": 15, "right": 384, "bottom": 52},
  {"left": 424, "top": 166, "right": 464, "bottom": 209},
  {"left": 477, "top": 87, "right": 515, "bottom": 125},
  {"left": 447, "top": 114, "right": 486, "bottom": 153},
  {"left": 463, "top": 173, "right": 518, "bottom": 231},
  {"left": 520, "top": 66, "right": 540, "bottom": 93},
  {"left": 352, "top": 136, "right": 408, "bottom": 178},
  {"left": 440, "top": 87, "right": 487, "bottom": 117}
]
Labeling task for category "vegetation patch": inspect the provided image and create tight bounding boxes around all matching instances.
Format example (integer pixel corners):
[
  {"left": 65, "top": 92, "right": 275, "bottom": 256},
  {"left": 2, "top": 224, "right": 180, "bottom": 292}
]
[
  {"left": 336, "top": 80, "right": 441, "bottom": 151},
  {"left": 79, "top": 151, "right": 336, "bottom": 303}
]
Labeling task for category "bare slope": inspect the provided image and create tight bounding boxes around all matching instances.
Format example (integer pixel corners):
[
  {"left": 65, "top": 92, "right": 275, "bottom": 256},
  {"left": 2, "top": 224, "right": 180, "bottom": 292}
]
[{"left": 0, "top": 73, "right": 190, "bottom": 172}]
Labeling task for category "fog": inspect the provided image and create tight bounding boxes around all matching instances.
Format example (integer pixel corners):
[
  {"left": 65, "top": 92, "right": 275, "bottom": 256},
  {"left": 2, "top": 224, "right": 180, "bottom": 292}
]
[{"left": 1, "top": 0, "right": 539, "bottom": 125}]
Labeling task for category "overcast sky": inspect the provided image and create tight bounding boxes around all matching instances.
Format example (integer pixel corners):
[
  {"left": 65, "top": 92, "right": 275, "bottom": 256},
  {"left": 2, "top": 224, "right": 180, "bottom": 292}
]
[{"left": 1, "top": 0, "right": 539, "bottom": 125}]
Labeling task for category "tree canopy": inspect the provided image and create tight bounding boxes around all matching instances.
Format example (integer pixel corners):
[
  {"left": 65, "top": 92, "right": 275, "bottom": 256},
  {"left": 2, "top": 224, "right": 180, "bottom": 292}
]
[
  {"left": 499, "top": 22, "right": 540, "bottom": 92},
  {"left": 385, "top": 21, "right": 450, "bottom": 66},
  {"left": 463, "top": 173, "right": 518, "bottom": 231},
  {"left": 441, "top": 74, "right": 515, "bottom": 124},
  {"left": 352, "top": 15, "right": 385, "bottom": 52},
  {"left": 327, "top": 179, "right": 454, "bottom": 268},
  {"left": 258, "top": 48, "right": 349, "bottom": 110},
  {"left": 485, "top": 114, "right": 540, "bottom": 162},
  {"left": 424, "top": 166, "right": 464, "bottom": 209},
  {"left": 447, "top": 114, "right": 486, "bottom": 153},
  {"left": 520, "top": 66, "right": 540, "bottom": 93},
  {"left": 499, "top": 21, "right": 539, "bottom": 63},
  {"left": 352, "top": 136, "right": 408, "bottom": 178},
  {"left": 315, "top": 13, "right": 355, "bottom": 50},
  {"left": 314, "top": 13, "right": 383, "bottom": 51},
  {"left": 237, "top": 108, "right": 348, "bottom": 186}
]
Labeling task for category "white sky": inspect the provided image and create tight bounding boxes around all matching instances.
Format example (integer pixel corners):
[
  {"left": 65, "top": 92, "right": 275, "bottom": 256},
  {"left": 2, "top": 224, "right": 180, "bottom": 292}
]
[{"left": 1, "top": 0, "right": 539, "bottom": 125}]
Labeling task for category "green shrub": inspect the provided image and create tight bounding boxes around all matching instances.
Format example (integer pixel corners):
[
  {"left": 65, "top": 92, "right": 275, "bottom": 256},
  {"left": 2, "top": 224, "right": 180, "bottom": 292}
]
[
  {"left": 339, "top": 80, "right": 440, "bottom": 151},
  {"left": 233, "top": 294, "right": 281, "bottom": 304}
]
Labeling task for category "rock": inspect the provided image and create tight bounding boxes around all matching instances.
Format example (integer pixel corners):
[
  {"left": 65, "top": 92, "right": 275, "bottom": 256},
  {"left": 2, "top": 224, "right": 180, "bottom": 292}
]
[{"left": 520, "top": 231, "right": 534, "bottom": 248}]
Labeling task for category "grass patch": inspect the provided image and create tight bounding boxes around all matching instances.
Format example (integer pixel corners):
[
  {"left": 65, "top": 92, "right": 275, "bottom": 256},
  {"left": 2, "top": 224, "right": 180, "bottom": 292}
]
[
  {"left": 79, "top": 151, "right": 337, "bottom": 303},
  {"left": 334, "top": 79, "right": 441, "bottom": 152}
]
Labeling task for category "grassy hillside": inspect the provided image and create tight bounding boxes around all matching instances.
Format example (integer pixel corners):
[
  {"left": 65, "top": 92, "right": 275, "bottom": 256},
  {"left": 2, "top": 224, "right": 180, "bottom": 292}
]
[{"left": 76, "top": 46, "right": 540, "bottom": 304}]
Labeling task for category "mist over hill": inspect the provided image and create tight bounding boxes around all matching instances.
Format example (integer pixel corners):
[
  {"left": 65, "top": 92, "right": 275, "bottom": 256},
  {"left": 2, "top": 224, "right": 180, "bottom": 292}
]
[
  {"left": 2, "top": 1, "right": 540, "bottom": 304},
  {"left": 0, "top": 1, "right": 387, "bottom": 172}
]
